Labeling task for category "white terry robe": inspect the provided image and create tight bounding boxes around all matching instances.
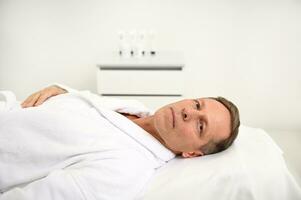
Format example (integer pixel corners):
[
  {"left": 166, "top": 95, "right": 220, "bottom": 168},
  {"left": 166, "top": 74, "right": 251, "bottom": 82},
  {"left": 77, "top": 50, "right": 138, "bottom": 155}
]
[{"left": 0, "top": 84, "right": 175, "bottom": 200}]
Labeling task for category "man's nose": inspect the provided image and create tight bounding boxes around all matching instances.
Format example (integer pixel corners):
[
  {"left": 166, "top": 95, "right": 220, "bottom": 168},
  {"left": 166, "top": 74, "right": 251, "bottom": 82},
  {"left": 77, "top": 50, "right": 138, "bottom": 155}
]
[{"left": 182, "top": 108, "right": 199, "bottom": 121}]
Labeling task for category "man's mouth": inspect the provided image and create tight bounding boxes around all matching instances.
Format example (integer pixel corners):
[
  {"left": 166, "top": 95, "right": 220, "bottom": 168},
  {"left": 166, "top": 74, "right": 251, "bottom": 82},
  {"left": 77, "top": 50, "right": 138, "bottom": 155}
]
[{"left": 170, "top": 107, "right": 175, "bottom": 128}]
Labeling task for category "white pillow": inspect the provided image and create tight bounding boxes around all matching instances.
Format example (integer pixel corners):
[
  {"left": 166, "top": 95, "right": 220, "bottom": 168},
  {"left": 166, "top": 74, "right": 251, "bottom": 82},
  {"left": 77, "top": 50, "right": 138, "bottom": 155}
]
[{"left": 142, "top": 125, "right": 301, "bottom": 200}]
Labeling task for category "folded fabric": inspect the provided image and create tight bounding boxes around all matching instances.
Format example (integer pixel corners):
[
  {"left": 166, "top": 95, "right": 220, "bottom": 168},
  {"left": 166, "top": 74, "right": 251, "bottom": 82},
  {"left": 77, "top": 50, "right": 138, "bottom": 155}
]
[{"left": 0, "top": 91, "right": 20, "bottom": 111}]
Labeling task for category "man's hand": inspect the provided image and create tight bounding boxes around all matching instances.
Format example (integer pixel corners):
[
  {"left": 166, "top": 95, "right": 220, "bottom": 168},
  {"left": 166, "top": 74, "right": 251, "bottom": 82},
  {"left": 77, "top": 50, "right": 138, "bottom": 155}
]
[{"left": 21, "top": 85, "right": 67, "bottom": 108}]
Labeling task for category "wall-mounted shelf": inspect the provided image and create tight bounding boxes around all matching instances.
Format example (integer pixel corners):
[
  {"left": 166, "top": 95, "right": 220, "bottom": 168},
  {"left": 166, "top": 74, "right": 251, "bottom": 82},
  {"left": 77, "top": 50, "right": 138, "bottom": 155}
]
[
  {"left": 96, "top": 51, "right": 185, "bottom": 110},
  {"left": 97, "top": 51, "right": 185, "bottom": 68}
]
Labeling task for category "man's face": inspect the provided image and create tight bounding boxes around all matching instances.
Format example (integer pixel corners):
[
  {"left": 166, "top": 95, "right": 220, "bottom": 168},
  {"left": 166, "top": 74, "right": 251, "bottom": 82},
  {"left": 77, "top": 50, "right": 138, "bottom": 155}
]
[{"left": 153, "top": 98, "right": 231, "bottom": 158}]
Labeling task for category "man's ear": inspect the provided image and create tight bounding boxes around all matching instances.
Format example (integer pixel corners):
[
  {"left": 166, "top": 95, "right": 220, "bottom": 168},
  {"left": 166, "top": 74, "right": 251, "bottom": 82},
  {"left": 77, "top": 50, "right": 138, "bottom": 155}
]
[{"left": 181, "top": 150, "right": 204, "bottom": 158}]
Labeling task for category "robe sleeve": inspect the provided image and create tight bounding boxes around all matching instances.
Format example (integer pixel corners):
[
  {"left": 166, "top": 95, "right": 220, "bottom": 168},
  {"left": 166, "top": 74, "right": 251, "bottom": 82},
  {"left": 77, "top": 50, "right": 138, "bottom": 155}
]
[
  {"left": 0, "top": 169, "right": 85, "bottom": 200},
  {"left": 49, "top": 83, "right": 152, "bottom": 117},
  {"left": 1, "top": 152, "right": 154, "bottom": 200}
]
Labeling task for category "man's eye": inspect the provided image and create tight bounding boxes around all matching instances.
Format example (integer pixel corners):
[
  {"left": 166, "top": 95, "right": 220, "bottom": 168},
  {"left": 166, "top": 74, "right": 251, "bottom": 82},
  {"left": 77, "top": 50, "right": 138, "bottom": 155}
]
[{"left": 199, "top": 122, "right": 203, "bottom": 133}]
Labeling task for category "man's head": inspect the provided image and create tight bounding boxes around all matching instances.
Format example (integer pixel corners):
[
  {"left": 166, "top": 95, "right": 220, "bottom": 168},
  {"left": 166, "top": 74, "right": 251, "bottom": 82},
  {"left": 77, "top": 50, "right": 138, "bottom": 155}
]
[{"left": 153, "top": 97, "right": 240, "bottom": 158}]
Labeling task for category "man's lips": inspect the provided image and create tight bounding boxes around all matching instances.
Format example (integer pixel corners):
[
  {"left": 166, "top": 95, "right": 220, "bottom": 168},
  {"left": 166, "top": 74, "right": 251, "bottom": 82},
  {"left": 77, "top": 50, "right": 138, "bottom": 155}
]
[{"left": 170, "top": 107, "right": 175, "bottom": 128}]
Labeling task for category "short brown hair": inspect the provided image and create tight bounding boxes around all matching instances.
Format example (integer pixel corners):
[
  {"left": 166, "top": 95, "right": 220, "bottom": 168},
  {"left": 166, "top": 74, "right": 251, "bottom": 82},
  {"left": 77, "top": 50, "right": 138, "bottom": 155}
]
[{"left": 200, "top": 97, "right": 240, "bottom": 155}]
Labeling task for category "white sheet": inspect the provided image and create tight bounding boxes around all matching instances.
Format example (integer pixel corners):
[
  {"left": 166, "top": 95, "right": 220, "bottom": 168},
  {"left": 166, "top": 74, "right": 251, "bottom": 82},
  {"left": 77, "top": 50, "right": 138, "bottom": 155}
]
[{"left": 142, "top": 125, "right": 301, "bottom": 200}]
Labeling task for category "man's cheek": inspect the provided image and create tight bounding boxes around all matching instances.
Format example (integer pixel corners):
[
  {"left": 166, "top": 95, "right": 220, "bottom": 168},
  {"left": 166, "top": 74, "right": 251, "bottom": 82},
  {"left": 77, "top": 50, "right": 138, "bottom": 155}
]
[{"left": 178, "top": 127, "right": 191, "bottom": 137}]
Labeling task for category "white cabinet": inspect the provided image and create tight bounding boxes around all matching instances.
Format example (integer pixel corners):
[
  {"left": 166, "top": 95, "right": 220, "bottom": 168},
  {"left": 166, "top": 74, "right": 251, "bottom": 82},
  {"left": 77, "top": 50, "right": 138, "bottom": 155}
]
[{"left": 96, "top": 52, "right": 185, "bottom": 110}]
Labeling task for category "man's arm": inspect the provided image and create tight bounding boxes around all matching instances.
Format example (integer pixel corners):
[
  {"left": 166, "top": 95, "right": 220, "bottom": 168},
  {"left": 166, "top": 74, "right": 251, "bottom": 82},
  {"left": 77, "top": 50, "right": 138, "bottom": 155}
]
[
  {"left": 21, "top": 83, "right": 151, "bottom": 117},
  {"left": 21, "top": 85, "right": 67, "bottom": 108},
  {"left": 0, "top": 155, "right": 154, "bottom": 200},
  {"left": 0, "top": 169, "right": 85, "bottom": 200}
]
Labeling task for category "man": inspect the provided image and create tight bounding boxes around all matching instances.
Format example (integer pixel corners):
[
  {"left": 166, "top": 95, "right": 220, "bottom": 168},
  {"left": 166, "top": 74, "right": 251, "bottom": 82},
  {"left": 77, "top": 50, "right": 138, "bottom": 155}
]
[{"left": 0, "top": 84, "right": 240, "bottom": 200}]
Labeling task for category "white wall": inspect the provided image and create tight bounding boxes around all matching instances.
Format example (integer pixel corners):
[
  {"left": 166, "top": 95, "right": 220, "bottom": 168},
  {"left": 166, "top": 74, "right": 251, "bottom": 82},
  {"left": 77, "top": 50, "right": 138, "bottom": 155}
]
[{"left": 0, "top": 0, "right": 300, "bottom": 131}]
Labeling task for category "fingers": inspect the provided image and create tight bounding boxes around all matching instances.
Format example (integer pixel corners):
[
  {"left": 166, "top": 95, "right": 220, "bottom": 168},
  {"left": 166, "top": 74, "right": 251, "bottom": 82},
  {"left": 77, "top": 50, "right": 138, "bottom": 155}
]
[
  {"left": 21, "top": 92, "right": 41, "bottom": 108},
  {"left": 34, "top": 93, "right": 51, "bottom": 106},
  {"left": 21, "top": 86, "right": 67, "bottom": 108}
]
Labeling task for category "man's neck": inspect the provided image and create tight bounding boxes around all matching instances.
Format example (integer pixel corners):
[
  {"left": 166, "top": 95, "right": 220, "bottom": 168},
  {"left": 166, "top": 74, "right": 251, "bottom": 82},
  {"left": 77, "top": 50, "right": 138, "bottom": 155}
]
[
  {"left": 131, "top": 116, "right": 180, "bottom": 155},
  {"left": 131, "top": 116, "right": 164, "bottom": 143}
]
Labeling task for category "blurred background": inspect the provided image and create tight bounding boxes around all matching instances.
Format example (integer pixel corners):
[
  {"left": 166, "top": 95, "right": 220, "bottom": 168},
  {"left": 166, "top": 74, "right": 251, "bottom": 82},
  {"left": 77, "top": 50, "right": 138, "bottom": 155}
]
[{"left": 0, "top": 0, "right": 300, "bottom": 185}]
